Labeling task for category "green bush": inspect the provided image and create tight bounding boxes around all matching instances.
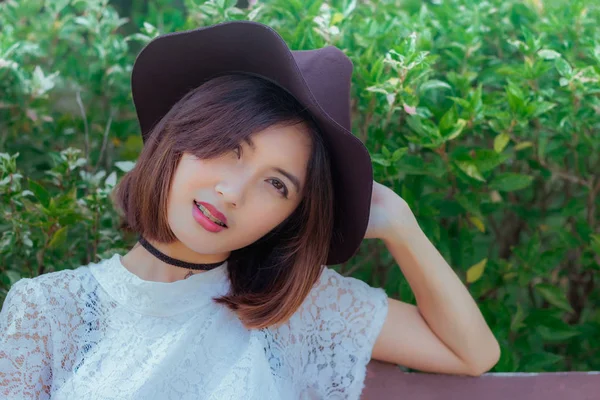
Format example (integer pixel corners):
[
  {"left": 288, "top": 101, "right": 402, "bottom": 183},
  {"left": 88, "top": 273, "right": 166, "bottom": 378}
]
[{"left": 1, "top": 0, "right": 599, "bottom": 372}]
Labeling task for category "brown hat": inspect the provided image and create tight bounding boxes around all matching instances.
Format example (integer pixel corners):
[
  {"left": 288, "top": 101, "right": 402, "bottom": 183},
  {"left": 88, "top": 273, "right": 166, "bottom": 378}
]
[{"left": 131, "top": 20, "right": 373, "bottom": 265}]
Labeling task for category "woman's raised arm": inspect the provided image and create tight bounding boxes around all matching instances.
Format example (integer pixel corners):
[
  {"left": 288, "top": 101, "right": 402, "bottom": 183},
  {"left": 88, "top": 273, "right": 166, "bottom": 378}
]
[{"left": 365, "top": 181, "right": 501, "bottom": 376}]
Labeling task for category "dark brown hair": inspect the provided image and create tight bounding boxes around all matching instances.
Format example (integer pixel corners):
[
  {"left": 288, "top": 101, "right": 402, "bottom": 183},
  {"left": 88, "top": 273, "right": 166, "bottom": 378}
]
[{"left": 112, "top": 73, "right": 334, "bottom": 329}]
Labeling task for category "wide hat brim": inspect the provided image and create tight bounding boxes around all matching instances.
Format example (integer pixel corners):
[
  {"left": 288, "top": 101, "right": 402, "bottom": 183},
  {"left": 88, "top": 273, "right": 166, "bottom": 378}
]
[{"left": 131, "top": 20, "right": 373, "bottom": 265}]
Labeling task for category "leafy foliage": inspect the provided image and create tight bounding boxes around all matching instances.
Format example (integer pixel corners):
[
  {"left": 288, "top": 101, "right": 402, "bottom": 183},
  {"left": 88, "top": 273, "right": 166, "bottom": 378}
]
[{"left": 1, "top": 0, "right": 599, "bottom": 372}]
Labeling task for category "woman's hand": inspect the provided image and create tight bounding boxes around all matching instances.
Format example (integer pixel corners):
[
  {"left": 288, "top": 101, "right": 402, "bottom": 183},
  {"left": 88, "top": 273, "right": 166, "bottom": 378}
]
[{"left": 363, "top": 180, "right": 418, "bottom": 241}]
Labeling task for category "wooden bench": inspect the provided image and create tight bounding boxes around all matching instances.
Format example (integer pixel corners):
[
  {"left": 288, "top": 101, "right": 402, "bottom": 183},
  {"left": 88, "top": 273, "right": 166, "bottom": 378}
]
[{"left": 363, "top": 360, "right": 600, "bottom": 400}]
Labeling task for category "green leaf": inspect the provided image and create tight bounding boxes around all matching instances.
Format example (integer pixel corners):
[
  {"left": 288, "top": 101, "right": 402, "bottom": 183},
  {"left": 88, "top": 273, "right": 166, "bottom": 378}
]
[
  {"left": 439, "top": 107, "right": 457, "bottom": 133},
  {"left": 471, "top": 84, "right": 483, "bottom": 114},
  {"left": 445, "top": 118, "right": 467, "bottom": 141},
  {"left": 518, "top": 352, "right": 564, "bottom": 371},
  {"left": 114, "top": 161, "right": 136, "bottom": 172},
  {"left": 506, "top": 81, "right": 525, "bottom": 113},
  {"left": 467, "top": 215, "right": 485, "bottom": 233},
  {"left": 535, "top": 284, "right": 573, "bottom": 313},
  {"left": 515, "top": 141, "right": 534, "bottom": 151},
  {"left": 31, "top": 66, "right": 59, "bottom": 98},
  {"left": 48, "top": 226, "right": 68, "bottom": 249},
  {"left": 527, "top": 326, "right": 577, "bottom": 357},
  {"left": 555, "top": 58, "right": 573, "bottom": 77},
  {"left": 371, "top": 154, "right": 390, "bottom": 167},
  {"left": 420, "top": 79, "right": 452, "bottom": 92},
  {"left": 538, "top": 325, "right": 580, "bottom": 341},
  {"left": 73, "top": 16, "right": 93, "bottom": 28},
  {"left": 5, "top": 270, "right": 22, "bottom": 285},
  {"left": 525, "top": 309, "right": 565, "bottom": 327},
  {"left": 455, "top": 161, "right": 486, "bottom": 182},
  {"left": 448, "top": 96, "right": 471, "bottom": 109},
  {"left": 510, "top": 303, "right": 527, "bottom": 332},
  {"left": 28, "top": 179, "right": 50, "bottom": 208},
  {"left": 436, "top": 200, "right": 464, "bottom": 217},
  {"left": 489, "top": 173, "right": 533, "bottom": 192},
  {"left": 531, "top": 101, "right": 556, "bottom": 118},
  {"left": 391, "top": 148, "right": 407, "bottom": 162},
  {"left": 406, "top": 115, "right": 440, "bottom": 138},
  {"left": 471, "top": 150, "right": 510, "bottom": 173},
  {"left": 537, "top": 49, "right": 562, "bottom": 60},
  {"left": 0, "top": 232, "right": 15, "bottom": 254},
  {"left": 537, "top": 134, "right": 550, "bottom": 161},
  {"left": 466, "top": 258, "right": 487, "bottom": 283},
  {"left": 382, "top": 146, "right": 391, "bottom": 157},
  {"left": 247, "top": 4, "right": 264, "bottom": 20},
  {"left": 455, "top": 193, "right": 482, "bottom": 216},
  {"left": 488, "top": 119, "right": 507, "bottom": 134},
  {"left": 494, "top": 133, "right": 511, "bottom": 153},
  {"left": 105, "top": 171, "right": 117, "bottom": 188},
  {"left": 397, "top": 155, "right": 446, "bottom": 177}
]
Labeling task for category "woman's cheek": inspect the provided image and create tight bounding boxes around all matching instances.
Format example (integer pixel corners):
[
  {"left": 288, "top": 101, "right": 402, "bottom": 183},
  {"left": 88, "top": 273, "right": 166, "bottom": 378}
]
[{"left": 247, "top": 202, "right": 285, "bottom": 232}]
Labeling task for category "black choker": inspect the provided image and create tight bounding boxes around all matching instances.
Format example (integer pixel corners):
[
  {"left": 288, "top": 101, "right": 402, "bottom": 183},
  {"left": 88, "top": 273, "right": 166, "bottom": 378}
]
[{"left": 138, "top": 236, "right": 227, "bottom": 271}]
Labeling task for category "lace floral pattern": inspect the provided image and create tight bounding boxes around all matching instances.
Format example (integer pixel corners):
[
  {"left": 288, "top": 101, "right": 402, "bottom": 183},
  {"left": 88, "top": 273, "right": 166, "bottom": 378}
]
[{"left": 0, "top": 254, "right": 388, "bottom": 399}]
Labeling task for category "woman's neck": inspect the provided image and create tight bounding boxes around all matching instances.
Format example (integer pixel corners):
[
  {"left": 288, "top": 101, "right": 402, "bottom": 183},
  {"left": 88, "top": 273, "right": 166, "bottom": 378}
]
[{"left": 120, "top": 240, "right": 229, "bottom": 283}]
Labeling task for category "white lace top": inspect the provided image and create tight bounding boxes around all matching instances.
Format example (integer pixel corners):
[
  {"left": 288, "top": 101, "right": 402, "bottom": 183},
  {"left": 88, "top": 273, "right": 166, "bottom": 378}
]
[{"left": 0, "top": 253, "right": 388, "bottom": 399}]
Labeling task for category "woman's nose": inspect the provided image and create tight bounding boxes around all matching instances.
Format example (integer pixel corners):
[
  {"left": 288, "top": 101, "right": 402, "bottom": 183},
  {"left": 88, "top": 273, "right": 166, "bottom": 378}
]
[{"left": 215, "top": 177, "right": 245, "bottom": 208}]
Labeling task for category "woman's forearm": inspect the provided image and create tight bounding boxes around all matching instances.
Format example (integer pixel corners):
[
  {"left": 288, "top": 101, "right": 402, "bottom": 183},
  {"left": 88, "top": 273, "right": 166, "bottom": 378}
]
[{"left": 383, "top": 213, "right": 501, "bottom": 375}]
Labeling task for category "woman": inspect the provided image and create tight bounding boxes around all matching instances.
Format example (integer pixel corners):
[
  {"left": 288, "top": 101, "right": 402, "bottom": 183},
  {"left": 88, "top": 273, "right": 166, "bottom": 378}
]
[{"left": 0, "top": 21, "right": 500, "bottom": 399}]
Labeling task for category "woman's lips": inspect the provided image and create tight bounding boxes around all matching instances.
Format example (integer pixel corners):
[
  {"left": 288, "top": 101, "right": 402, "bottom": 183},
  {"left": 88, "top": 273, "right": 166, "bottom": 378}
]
[
  {"left": 192, "top": 202, "right": 226, "bottom": 233},
  {"left": 192, "top": 201, "right": 228, "bottom": 233},
  {"left": 196, "top": 201, "right": 228, "bottom": 225}
]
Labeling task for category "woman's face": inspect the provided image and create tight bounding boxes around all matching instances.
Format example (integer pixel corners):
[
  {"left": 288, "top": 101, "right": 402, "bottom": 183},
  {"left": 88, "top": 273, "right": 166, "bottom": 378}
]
[{"left": 166, "top": 123, "right": 312, "bottom": 259}]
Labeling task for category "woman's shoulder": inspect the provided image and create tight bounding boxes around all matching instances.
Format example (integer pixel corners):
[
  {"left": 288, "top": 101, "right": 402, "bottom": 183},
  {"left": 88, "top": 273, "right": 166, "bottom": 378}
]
[
  {"left": 4, "top": 257, "right": 106, "bottom": 308},
  {"left": 309, "top": 265, "right": 388, "bottom": 309},
  {"left": 281, "top": 265, "right": 388, "bottom": 335},
  {"left": 23, "top": 262, "right": 92, "bottom": 287},
  {"left": 264, "top": 266, "right": 389, "bottom": 398}
]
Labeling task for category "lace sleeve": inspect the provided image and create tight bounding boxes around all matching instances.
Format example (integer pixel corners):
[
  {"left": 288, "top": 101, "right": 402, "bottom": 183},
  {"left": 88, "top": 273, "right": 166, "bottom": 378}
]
[
  {"left": 0, "top": 278, "right": 53, "bottom": 400},
  {"left": 292, "top": 267, "right": 389, "bottom": 399}
]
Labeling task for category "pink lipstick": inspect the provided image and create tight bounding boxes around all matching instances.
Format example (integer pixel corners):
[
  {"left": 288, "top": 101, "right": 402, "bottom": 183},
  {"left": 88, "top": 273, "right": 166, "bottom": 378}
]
[{"left": 192, "top": 201, "right": 228, "bottom": 233}]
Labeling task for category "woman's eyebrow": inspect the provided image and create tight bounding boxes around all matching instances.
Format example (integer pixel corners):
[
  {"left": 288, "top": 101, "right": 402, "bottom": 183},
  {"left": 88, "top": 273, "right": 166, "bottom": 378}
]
[
  {"left": 273, "top": 167, "right": 301, "bottom": 194},
  {"left": 244, "top": 137, "right": 301, "bottom": 193}
]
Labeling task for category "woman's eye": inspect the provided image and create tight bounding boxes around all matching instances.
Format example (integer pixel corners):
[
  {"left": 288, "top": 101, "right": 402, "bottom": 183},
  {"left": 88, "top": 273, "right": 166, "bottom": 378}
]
[{"left": 268, "top": 179, "right": 288, "bottom": 198}]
